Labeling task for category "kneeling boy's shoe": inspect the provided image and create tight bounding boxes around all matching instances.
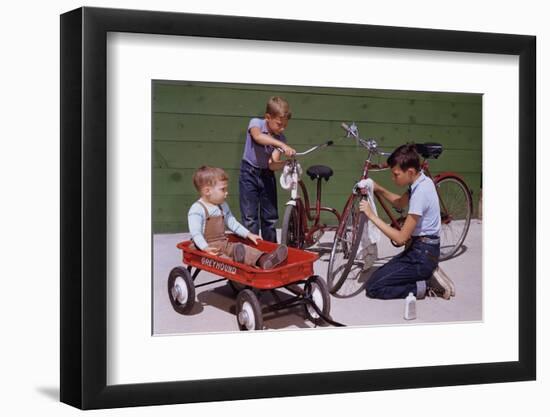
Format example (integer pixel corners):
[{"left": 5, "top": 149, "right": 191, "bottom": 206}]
[
  {"left": 258, "top": 245, "right": 288, "bottom": 269},
  {"left": 427, "top": 273, "right": 452, "bottom": 300},
  {"left": 233, "top": 243, "right": 246, "bottom": 264},
  {"left": 434, "top": 266, "right": 456, "bottom": 297}
]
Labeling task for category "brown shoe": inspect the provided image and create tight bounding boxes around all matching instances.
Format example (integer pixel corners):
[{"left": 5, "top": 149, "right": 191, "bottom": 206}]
[
  {"left": 257, "top": 245, "right": 288, "bottom": 269},
  {"left": 426, "top": 273, "right": 451, "bottom": 300},
  {"left": 233, "top": 243, "right": 246, "bottom": 264}
]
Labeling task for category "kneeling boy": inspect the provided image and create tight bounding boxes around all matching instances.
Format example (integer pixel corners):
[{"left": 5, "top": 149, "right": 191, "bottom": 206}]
[{"left": 359, "top": 144, "right": 451, "bottom": 299}]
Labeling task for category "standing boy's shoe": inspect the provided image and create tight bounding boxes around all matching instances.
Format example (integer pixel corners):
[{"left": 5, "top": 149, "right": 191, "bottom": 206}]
[
  {"left": 426, "top": 273, "right": 452, "bottom": 300},
  {"left": 233, "top": 243, "right": 246, "bottom": 264},
  {"left": 257, "top": 245, "right": 288, "bottom": 269}
]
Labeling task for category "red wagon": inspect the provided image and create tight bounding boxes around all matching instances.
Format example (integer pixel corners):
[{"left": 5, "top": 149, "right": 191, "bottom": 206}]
[{"left": 167, "top": 234, "right": 333, "bottom": 330}]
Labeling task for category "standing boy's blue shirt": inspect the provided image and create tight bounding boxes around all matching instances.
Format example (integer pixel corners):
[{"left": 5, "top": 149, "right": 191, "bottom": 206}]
[
  {"left": 408, "top": 172, "right": 441, "bottom": 236},
  {"left": 242, "top": 118, "right": 287, "bottom": 169},
  {"left": 188, "top": 201, "right": 250, "bottom": 250}
]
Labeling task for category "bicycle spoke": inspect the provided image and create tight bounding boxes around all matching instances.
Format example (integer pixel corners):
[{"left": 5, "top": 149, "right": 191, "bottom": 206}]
[
  {"left": 437, "top": 177, "right": 472, "bottom": 260},
  {"left": 440, "top": 220, "right": 462, "bottom": 251},
  {"left": 336, "top": 235, "right": 353, "bottom": 246}
]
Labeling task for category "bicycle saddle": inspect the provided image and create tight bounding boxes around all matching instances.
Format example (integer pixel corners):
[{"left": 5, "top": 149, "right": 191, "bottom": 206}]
[
  {"left": 306, "top": 165, "right": 333, "bottom": 181},
  {"left": 415, "top": 142, "right": 443, "bottom": 159}
]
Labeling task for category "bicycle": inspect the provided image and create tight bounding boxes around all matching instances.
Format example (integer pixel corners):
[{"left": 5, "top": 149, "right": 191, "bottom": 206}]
[
  {"left": 327, "top": 122, "right": 473, "bottom": 295},
  {"left": 279, "top": 140, "right": 340, "bottom": 249}
]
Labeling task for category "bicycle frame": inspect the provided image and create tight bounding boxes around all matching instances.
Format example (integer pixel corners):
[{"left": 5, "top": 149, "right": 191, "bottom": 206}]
[
  {"left": 287, "top": 179, "right": 341, "bottom": 247},
  {"left": 335, "top": 144, "right": 380, "bottom": 236},
  {"left": 304, "top": 179, "right": 340, "bottom": 231},
  {"left": 282, "top": 141, "right": 340, "bottom": 247},
  {"left": 340, "top": 155, "right": 469, "bottom": 237}
]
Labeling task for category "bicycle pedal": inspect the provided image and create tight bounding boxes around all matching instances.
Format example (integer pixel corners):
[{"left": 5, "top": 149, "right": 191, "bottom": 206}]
[{"left": 311, "top": 229, "right": 325, "bottom": 243}]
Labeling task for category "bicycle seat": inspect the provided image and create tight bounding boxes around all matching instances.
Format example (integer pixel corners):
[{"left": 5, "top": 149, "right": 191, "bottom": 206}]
[
  {"left": 306, "top": 165, "right": 333, "bottom": 181},
  {"left": 415, "top": 142, "right": 443, "bottom": 159}
]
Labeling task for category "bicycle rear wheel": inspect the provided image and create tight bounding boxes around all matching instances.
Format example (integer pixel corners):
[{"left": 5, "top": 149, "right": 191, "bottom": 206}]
[
  {"left": 327, "top": 195, "right": 365, "bottom": 294},
  {"left": 436, "top": 176, "right": 473, "bottom": 260}
]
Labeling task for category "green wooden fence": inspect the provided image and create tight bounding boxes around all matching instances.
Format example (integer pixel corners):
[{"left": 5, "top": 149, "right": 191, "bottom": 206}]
[{"left": 153, "top": 81, "right": 481, "bottom": 234}]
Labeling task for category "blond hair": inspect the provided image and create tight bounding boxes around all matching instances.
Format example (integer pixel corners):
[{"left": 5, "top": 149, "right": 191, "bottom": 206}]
[
  {"left": 192, "top": 166, "right": 229, "bottom": 192},
  {"left": 265, "top": 96, "right": 292, "bottom": 119}
]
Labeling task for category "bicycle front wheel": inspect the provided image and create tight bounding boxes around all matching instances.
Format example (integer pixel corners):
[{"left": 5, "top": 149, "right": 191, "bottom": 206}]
[
  {"left": 436, "top": 176, "right": 473, "bottom": 260},
  {"left": 281, "top": 204, "right": 303, "bottom": 248},
  {"left": 327, "top": 194, "right": 365, "bottom": 294}
]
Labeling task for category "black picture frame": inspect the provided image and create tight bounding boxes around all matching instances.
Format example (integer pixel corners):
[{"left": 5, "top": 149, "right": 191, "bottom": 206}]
[{"left": 60, "top": 6, "right": 536, "bottom": 410}]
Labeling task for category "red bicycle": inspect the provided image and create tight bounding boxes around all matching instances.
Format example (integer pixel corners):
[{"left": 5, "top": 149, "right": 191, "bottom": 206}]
[
  {"left": 327, "top": 122, "right": 473, "bottom": 295},
  {"left": 279, "top": 140, "right": 340, "bottom": 249}
]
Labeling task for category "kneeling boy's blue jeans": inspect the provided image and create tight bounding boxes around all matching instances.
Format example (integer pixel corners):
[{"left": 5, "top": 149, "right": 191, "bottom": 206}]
[
  {"left": 238, "top": 160, "right": 279, "bottom": 243},
  {"left": 366, "top": 240, "right": 439, "bottom": 299}
]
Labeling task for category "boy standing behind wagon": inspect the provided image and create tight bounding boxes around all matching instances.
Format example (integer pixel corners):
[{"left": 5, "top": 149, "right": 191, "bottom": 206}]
[{"left": 239, "top": 96, "right": 296, "bottom": 243}]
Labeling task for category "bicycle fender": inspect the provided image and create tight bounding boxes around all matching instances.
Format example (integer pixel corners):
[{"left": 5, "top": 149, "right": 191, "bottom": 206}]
[
  {"left": 433, "top": 171, "right": 466, "bottom": 182},
  {"left": 285, "top": 200, "right": 297, "bottom": 207}
]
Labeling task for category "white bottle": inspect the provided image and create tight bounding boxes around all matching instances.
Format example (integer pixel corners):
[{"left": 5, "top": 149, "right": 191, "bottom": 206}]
[{"left": 404, "top": 292, "right": 417, "bottom": 320}]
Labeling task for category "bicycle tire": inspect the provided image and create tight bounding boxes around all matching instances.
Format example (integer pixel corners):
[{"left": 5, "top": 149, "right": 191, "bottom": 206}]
[
  {"left": 327, "top": 194, "right": 365, "bottom": 294},
  {"left": 281, "top": 204, "right": 303, "bottom": 248},
  {"left": 435, "top": 175, "right": 473, "bottom": 260},
  {"left": 332, "top": 214, "right": 366, "bottom": 294}
]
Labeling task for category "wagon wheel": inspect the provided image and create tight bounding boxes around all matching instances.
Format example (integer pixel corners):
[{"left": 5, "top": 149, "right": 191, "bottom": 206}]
[
  {"left": 303, "top": 276, "right": 331, "bottom": 326},
  {"left": 236, "top": 289, "right": 263, "bottom": 331},
  {"left": 167, "top": 266, "right": 196, "bottom": 315}
]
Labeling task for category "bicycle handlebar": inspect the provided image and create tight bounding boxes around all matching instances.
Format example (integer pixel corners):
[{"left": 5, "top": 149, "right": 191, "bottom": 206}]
[
  {"left": 340, "top": 121, "right": 385, "bottom": 156},
  {"left": 341, "top": 122, "right": 358, "bottom": 138},
  {"left": 276, "top": 140, "right": 333, "bottom": 158}
]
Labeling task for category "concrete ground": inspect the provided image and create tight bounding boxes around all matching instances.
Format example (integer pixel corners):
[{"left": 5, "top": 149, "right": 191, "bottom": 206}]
[{"left": 153, "top": 220, "right": 482, "bottom": 334}]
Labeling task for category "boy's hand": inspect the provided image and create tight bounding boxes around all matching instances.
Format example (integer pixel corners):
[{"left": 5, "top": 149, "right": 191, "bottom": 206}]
[
  {"left": 360, "top": 199, "right": 375, "bottom": 220},
  {"left": 281, "top": 144, "right": 296, "bottom": 157},
  {"left": 204, "top": 246, "right": 221, "bottom": 256},
  {"left": 247, "top": 233, "right": 262, "bottom": 245}
]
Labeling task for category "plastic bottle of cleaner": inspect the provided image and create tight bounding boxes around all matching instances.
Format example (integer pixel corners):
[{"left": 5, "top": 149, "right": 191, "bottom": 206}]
[{"left": 404, "top": 292, "right": 417, "bottom": 320}]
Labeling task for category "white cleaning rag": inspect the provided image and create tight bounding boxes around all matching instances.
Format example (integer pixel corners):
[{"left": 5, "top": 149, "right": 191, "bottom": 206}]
[
  {"left": 355, "top": 178, "right": 380, "bottom": 269},
  {"left": 279, "top": 161, "right": 302, "bottom": 190}
]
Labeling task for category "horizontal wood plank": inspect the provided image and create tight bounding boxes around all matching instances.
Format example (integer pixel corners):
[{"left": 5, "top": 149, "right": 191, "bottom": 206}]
[
  {"left": 154, "top": 85, "right": 481, "bottom": 127},
  {"left": 154, "top": 80, "right": 482, "bottom": 104},
  {"left": 154, "top": 142, "right": 481, "bottom": 172},
  {"left": 153, "top": 114, "right": 482, "bottom": 150}
]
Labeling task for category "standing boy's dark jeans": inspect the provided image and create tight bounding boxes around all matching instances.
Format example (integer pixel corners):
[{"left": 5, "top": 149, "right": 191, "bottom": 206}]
[
  {"left": 238, "top": 160, "right": 279, "bottom": 243},
  {"left": 366, "top": 238, "right": 440, "bottom": 299}
]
